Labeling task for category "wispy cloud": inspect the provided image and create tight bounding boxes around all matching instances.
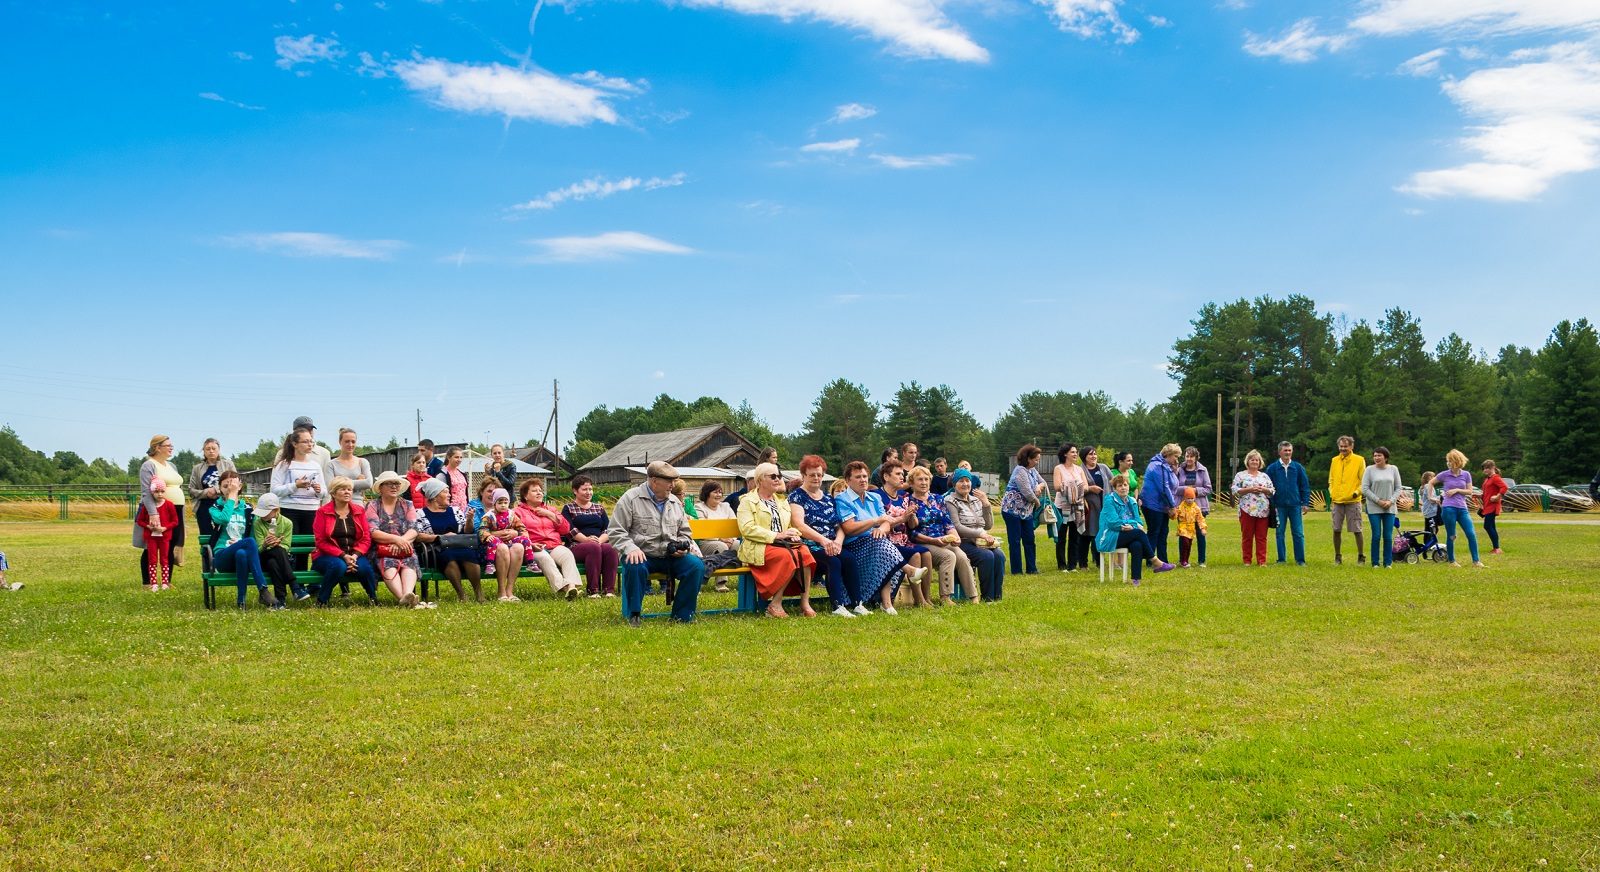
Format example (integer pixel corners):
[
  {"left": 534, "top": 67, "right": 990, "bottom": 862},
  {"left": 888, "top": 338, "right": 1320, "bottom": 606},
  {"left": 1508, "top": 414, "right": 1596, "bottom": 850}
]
[
  {"left": 801, "top": 138, "right": 861, "bottom": 154},
  {"left": 827, "top": 102, "right": 877, "bottom": 123},
  {"left": 221, "top": 231, "right": 406, "bottom": 260},
  {"left": 527, "top": 231, "right": 694, "bottom": 262},
  {"left": 1398, "top": 47, "right": 1449, "bottom": 77},
  {"left": 1034, "top": 0, "right": 1140, "bottom": 44},
  {"left": 570, "top": 70, "right": 648, "bottom": 93},
  {"left": 1350, "top": 0, "right": 1600, "bottom": 37},
  {"left": 198, "top": 91, "right": 264, "bottom": 111},
  {"left": 677, "top": 0, "right": 990, "bottom": 63},
  {"left": 392, "top": 57, "right": 630, "bottom": 126},
  {"left": 230, "top": 50, "right": 253, "bottom": 61},
  {"left": 1244, "top": 18, "right": 1350, "bottom": 63},
  {"left": 274, "top": 34, "right": 343, "bottom": 70},
  {"left": 869, "top": 152, "right": 970, "bottom": 169},
  {"left": 510, "top": 173, "right": 686, "bottom": 212}
]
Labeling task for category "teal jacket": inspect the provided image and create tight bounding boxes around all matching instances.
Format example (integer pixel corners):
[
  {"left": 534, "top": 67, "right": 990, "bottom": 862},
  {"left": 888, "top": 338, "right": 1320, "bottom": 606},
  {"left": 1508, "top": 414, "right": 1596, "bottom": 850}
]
[{"left": 1096, "top": 492, "right": 1144, "bottom": 553}]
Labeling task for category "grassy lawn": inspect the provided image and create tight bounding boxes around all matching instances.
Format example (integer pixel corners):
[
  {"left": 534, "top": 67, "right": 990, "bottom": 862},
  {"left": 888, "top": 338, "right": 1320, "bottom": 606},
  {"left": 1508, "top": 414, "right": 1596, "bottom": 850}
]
[{"left": 2, "top": 516, "right": 1598, "bottom": 870}]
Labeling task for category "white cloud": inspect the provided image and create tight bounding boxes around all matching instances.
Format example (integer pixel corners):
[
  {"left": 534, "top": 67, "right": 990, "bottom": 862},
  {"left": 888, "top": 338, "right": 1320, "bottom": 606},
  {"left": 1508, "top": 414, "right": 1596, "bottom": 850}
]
[
  {"left": 357, "top": 51, "right": 390, "bottom": 78},
  {"left": 678, "top": 0, "right": 990, "bottom": 63},
  {"left": 273, "top": 34, "right": 344, "bottom": 69},
  {"left": 198, "top": 92, "right": 264, "bottom": 110},
  {"left": 230, "top": 51, "right": 253, "bottom": 61},
  {"left": 828, "top": 102, "right": 877, "bottom": 123},
  {"left": 221, "top": 232, "right": 405, "bottom": 260},
  {"left": 392, "top": 57, "right": 626, "bottom": 126},
  {"left": 1398, "top": 47, "right": 1449, "bottom": 76},
  {"left": 1399, "top": 42, "right": 1600, "bottom": 200},
  {"left": 1244, "top": 18, "right": 1351, "bottom": 63},
  {"left": 527, "top": 231, "right": 694, "bottom": 262},
  {"left": 1034, "top": 0, "right": 1140, "bottom": 44},
  {"left": 1350, "top": 0, "right": 1600, "bottom": 37},
  {"left": 801, "top": 138, "right": 861, "bottom": 153},
  {"left": 510, "top": 173, "right": 687, "bottom": 211},
  {"left": 869, "top": 152, "right": 969, "bottom": 168},
  {"left": 651, "top": 370, "right": 666, "bottom": 379},
  {"left": 570, "top": 70, "right": 648, "bottom": 93},
  {"left": 1148, "top": 14, "right": 1172, "bottom": 28}
]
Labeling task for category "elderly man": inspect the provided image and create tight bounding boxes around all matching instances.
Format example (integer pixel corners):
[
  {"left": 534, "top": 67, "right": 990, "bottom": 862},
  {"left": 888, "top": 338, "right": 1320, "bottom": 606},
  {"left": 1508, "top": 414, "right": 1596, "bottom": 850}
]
[
  {"left": 1266, "top": 441, "right": 1311, "bottom": 566},
  {"left": 608, "top": 460, "right": 706, "bottom": 627}
]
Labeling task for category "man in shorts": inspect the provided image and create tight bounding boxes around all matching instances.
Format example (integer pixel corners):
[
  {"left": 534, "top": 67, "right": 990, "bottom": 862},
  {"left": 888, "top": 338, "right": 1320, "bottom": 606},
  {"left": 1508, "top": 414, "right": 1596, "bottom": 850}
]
[{"left": 1328, "top": 435, "right": 1366, "bottom": 565}]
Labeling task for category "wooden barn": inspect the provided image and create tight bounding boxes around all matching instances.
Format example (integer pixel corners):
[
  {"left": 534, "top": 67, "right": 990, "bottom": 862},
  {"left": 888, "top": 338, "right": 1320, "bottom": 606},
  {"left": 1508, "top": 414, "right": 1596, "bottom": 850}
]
[
  {"left": 577, "top": 425, "right": 763, "bottom": 486},
  {"left": 515, "top": 444, "right": 575, "bottom": 478}
]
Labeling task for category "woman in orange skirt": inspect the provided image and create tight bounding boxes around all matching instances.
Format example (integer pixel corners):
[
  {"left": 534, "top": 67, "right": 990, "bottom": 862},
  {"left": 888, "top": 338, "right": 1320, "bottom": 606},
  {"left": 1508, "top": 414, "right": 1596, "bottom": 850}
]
[{"left": 737, "top": 462, "right": 817, "bottom": 618}]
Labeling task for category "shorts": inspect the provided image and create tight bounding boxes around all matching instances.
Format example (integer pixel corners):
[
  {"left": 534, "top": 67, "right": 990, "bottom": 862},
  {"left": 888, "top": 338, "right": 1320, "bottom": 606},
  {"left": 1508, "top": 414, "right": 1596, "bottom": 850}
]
[{"left": 1330, "top": 502, "right": 1363, "bottom": 532}]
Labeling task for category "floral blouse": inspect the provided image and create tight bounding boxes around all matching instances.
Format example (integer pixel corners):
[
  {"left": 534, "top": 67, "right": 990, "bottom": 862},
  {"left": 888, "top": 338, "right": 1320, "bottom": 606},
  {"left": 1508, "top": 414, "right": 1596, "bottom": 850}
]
[
  {"left": 1231, "top": 470, "right": 1275, "bottom": 519},
  {"left": 790, "top": 488, "right": 839, "bottom": 546},
  {"left": 880, "top": 489, "right": 916, "bottom": 548},
  {"left": 905, "top": 492, "right": 953, "bottom": 540}
]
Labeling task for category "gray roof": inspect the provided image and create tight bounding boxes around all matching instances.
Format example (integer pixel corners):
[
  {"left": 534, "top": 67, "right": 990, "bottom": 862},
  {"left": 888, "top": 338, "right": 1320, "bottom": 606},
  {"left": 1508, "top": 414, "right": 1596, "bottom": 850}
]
[
  {"left": 624, "top": 466, "right": 740, "bottom": 479},
  {"left": 578, "top": 425, "right": 730, "bottom": 471},
  {"left": 457, "top": 458, "right": 551, "bottom": 475}
]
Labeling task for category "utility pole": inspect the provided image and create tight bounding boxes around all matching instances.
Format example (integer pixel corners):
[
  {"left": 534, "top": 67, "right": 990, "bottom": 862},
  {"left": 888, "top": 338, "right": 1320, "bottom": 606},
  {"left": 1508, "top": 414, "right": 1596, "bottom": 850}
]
[
  {"left": 1230, "top": 394, "right": 1242, "bottom": 477},
  {"left": 553, "top": 379, "right": 560, "bottom": 460},
  {"left": 415, "top": 409, "right": 422, "bottom": 444},
  {"left": 1215, "top": 393, "right": 1223, "bottom": 481}
]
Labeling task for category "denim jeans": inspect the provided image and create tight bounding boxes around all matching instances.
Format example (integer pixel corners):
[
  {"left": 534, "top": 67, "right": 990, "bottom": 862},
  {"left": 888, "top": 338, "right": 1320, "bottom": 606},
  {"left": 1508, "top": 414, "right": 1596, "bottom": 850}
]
[
  {"left": 311, "top": 554, "right": 378, "bottom": 603},
  {"left": 622, "top": 553, "right": 706, "bottom": 621},
  {"left": 1440, "top": 506, "right": 1480, "bottom": 563},
  {"left": 1002, "top": 513, "right": 1037, "bottom": 573},
  {"left": 214, "top": 537, "right": 269, "bottom": 604},
  {"left": 959, "top": 542, "right": 1005, "bottom": 601},
  {"left": 1367, "top": 513, "right": 1396, "bottom": 567},
  {"left": 1115, "top": 528, "right": 1155, "bottom": 581},
  {"left": 1141, "top": 507, "right": 1171, "bottom": 564},
  {"left": 1274, "top": 506, "right": 1306, "bottom": 564}
]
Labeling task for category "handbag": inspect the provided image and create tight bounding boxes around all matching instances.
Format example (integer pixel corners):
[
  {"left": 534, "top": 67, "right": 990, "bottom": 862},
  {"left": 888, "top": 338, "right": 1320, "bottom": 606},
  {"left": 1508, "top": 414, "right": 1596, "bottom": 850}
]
[
  {"left": 438, "top": 533, "right": 478, "bottom": 550},
  {"left": 376, "top": 542, "right": 411, "bottom": 559}
]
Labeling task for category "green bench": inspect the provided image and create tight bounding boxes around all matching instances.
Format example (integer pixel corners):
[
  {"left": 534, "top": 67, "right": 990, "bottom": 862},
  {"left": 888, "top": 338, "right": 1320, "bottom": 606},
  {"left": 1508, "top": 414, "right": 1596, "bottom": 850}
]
[{"left": 199, "top": 534, "right": 326, "bottom": 609}]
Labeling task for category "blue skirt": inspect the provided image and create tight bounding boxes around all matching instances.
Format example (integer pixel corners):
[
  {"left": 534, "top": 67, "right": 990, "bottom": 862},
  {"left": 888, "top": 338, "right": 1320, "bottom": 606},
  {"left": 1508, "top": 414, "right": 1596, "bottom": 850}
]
[{"left": 846, "top": 536, "right": 905, "bottom": 602}]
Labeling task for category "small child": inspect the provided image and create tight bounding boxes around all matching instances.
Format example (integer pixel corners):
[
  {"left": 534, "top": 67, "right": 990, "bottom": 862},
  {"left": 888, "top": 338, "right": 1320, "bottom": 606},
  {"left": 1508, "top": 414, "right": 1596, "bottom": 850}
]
[
  {"left": 252, "top": 493, "right": 308, "bottom": 602},
  {"left": 136, "top": 478, "right": 181, "bottom": 590},
  {"left": 0, "top": 544, "right": 20, "bottom": 591},
  {"left": 1175, "top": 486, "right": 1208, "bottom": 568},
  {"left": 478, "top": 488, "right": 534, "bottom": 602}
]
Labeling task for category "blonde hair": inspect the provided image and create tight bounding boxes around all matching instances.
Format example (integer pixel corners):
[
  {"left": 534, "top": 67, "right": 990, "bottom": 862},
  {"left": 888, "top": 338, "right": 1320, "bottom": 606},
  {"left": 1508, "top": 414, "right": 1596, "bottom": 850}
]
[
  {"left": 1161, "top": 443, "right": 1182, "bottom": 460},
  {"left": 1244, "top": 448, "right": 1263, "bottom": 467},
  {"left": 328, "top": 476, "right": 355, "bottom": 495},
  {"left": 1111, "top": 473, "right": 1130, "bottom": 491},
  {"left": 751, "top": 462, "right": 781, "bottom": 483},
  {"left": 147, "top": 434, "right": 170, "bottom": 457},
  {"left": 828, "top": 480, "right": 849, "bottom": 497},
  {"left": 1445, "top": 449, "right": 1468, "bottom": 470},
  {"left": 907, "top": 466, "right": 932, "bottom": 485}
]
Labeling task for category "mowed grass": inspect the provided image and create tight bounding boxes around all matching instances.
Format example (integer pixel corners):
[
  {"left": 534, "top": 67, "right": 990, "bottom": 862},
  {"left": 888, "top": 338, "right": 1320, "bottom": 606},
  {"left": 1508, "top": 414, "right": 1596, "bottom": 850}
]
[{"left": 2, "top": 517, "right": 1598, "bottom": 871}]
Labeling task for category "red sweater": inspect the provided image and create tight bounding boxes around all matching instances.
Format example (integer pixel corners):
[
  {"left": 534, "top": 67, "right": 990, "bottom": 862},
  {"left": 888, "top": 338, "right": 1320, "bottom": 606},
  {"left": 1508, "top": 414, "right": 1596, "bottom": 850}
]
[
  {"left": 1480, "top": 474, "right": 1507, "bottom": 516},
  {"left": 313, "top": 502, "right": 372, "bottom": 559},
  {"left": 514, "top": 502, "right": 571, "bottom": 549},
  {"left": 136, "top": 500, "right": 181, "bottom": 537},
  {"left": 405, "top": 470, "right": 432, "bottom": 508}
]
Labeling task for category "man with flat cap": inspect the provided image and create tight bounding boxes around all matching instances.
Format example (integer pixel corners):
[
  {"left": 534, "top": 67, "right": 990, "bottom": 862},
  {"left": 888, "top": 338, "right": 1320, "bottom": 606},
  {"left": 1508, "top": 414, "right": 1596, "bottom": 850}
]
[{"left": 607, "top": 460, "right": 705, "bottom": 627}]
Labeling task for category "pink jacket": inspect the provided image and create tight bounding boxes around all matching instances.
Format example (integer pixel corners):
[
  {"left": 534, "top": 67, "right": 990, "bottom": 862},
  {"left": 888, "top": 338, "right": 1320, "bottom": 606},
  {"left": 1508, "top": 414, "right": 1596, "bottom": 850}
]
[{"left": 513, "top": 502, "right": 570, "bottom": 549}]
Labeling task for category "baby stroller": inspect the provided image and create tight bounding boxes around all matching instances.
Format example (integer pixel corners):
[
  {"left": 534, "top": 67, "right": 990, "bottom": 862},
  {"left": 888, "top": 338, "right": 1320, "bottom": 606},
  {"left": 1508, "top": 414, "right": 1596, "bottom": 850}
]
[{"left": 1395, "top": 529, "right": 1447, "bottom": 563}]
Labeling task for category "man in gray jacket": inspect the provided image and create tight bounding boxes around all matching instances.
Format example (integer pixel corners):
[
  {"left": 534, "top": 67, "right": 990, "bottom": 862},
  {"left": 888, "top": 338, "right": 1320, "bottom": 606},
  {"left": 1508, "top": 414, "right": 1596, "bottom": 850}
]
[{"left": 608, "top": 461, "right": 706, "bottom": 626}]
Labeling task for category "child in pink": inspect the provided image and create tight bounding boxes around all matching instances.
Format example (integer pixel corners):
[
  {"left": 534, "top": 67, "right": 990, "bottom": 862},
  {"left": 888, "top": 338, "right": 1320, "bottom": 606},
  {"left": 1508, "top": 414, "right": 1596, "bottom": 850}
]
[{"left": 136, "top": 478, "right": 181, "bottom": 590}]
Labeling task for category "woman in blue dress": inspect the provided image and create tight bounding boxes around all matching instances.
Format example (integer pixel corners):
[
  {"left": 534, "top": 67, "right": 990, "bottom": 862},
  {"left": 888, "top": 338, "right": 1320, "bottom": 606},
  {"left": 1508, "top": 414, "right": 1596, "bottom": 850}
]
[
  {"left": 415, "top": 478, "right": 484, "bottom": 602},
  {"left": 789, "top": 455, "right": 861, "bottom": 617},
  {"left": 834, "top": 461, "right": 925, "bottom": 615}
]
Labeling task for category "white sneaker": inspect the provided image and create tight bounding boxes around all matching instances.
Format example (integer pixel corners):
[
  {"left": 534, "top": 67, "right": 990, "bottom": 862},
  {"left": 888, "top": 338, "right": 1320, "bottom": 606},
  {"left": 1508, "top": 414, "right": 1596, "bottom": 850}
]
[
  {"left": 4, "top": 582, "right": 21, "bottom": 591},
  {"left": 852, "top": 604, "right": 870, "bottom": 616},
  {"left": 831, "top": 605, "right": 855, "bottom": 618},
  {"left": 882, "top": 604, "right": 898, "bottom": 616}
]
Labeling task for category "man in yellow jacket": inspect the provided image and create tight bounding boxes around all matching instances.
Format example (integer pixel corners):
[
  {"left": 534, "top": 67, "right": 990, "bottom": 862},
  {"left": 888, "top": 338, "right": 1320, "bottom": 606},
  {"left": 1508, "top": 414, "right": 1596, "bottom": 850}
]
[{"left": 1328, "top": 435, "right": 1366, "bottom": 565}]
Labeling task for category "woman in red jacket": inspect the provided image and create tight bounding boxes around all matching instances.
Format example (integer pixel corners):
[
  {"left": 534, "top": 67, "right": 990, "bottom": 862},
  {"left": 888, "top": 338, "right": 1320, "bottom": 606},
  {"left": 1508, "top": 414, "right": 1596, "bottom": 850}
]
[
  {"left": 512, "top": 479, "right": 584, "bottom": 600},
  {"left": 312, "top": 476, "right": 379, "bottom": 604},
  {"left": 1479, "top": 459, "right": 1507, "bottom": 554}
]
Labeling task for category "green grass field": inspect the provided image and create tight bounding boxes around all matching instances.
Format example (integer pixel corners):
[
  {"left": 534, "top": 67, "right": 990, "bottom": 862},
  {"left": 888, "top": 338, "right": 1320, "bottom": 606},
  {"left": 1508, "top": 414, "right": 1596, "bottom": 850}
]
[{"left": 2, "top": 516, "right": 1598, "bottom": 870}]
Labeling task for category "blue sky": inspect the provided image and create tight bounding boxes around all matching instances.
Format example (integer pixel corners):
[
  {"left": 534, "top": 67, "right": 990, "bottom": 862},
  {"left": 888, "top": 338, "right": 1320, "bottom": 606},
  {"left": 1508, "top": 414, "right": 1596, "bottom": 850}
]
[{"left": 4, "top": 0, "right": 1598, "bottom": 462}]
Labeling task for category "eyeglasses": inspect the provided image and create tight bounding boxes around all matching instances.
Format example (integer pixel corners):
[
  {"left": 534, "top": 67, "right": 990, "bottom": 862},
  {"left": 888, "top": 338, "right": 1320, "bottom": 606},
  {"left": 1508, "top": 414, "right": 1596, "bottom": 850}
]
[{"left": 766, "top": 473, "right": 782, "bottom": 481}]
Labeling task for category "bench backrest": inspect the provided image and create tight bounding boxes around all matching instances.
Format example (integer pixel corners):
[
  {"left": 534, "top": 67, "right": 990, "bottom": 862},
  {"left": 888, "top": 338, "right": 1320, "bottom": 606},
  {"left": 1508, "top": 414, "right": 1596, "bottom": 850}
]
[{"left": 689, "top": 518, "right": 739, "bottom": 540}]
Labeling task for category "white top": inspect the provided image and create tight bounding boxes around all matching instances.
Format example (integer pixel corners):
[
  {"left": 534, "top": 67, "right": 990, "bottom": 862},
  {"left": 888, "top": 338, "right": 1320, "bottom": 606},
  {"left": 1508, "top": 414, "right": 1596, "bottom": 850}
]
[
  {"left": 271, "top": 458, "right": 328, "bottom": 511},
  {"left": 697, "top": 500, "right": 735, "bottom": 521}
]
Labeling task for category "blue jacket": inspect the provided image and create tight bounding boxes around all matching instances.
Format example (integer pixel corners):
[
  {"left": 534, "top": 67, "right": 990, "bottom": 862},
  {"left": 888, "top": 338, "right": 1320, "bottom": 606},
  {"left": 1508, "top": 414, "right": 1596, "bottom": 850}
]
[
  {"left": 1139, "top": 455, "right": 1179, "bottom": 513},
  {"left": 1096, "top": 492, "right": 1143, "bottom": 553},
  {"left": 1265, "top": 459, "right": 1311, "bottom": 509}
]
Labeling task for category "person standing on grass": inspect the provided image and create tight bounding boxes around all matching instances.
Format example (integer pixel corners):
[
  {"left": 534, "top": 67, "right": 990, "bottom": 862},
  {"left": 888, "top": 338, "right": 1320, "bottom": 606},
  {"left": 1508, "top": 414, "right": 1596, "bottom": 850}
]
[
  {"left": 187, "top": 438, "right": 235, "bottom": 553},
  {"left": 1001, "top": 444, "right": 1046, "bottom": 575},
  {"left": 324, "top": 428, "right": 375, "bottom": 508},
  {"left": 1266, "top": 441, "right": 1311, "bottom": 566},
  {"left": 1179, "top": 446, "right": 1213, "bottom": 568},
  {"left": 207, "top": 470, "right": 283, "bottom": 609},
  {"left": 417, "top": 439, "right": 443, "bottom": 478},
  {"left": 136, "top": 478, "right": 180, "bottom": 590},
  {"left": 404, "top": 452, "right": 431, "bottom": 508},
  {"left": 292, "top": 416, "right": 332, "bottom": 467},
  {"left": 1480, "top": 460, "right": 1507, "bottom": 554},
  {"left": 930, "top": 457, "right": 953, "bottom": 496},
  {"left": 1417, "top": 471, "right": 1441, "bottom": 541},
  {"left": 1231, "top": 449, "right": 1275, "bottom": 566},
  {"left": 439, "top": 447, "right": 470, "bottom": 513},
  {"left": 1435, "top": 449, "right": 1485, "bottom": 568},
  {"left": 1175, "top": 487, "right": 1207, "bottom": 568},
  {"left": 1053, "top": 444, "right": 1089, "bottom": 573},
  {"left": 609, "top": 461, "right": 706, "bottom": 627},
  {"left": 1361, "top": 447, "right": 1403, "bottom": 569},
  {"left": 1079, "top": 447, "right": 1113, "bottom": 570},
  {"left": 483, "top": 444, "right": 517, "bottom": 495},
  {"left": 1138, "top": 444, "right": 1183, "bottom": 565},
  {"left": 135, "top": 434, "right": 188, "bottom": 579},
  {"left": 1095, "top": 474, "right": 1173, "bottom": 585},
  {"left": 869, "top": 446, "right": 899, "bottom": 489},
  {"left": 270, "top": 427, "right": 325, "bottom": 572},
  {"left": 1113, "top": 451, "right": 1140, "bottom": 505},
  {"left": 1329, "top": 435, "right": 1367, "bottom": 566},
  {"left": 0, "top": 544, "right": 19, "bottom": 591}
]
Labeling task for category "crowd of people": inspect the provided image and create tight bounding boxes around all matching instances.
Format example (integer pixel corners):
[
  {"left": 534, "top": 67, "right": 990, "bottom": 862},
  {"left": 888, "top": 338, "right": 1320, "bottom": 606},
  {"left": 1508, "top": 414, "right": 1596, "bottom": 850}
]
[{"left": 119, "top": 417, "right": 1528, "bottom": 622}]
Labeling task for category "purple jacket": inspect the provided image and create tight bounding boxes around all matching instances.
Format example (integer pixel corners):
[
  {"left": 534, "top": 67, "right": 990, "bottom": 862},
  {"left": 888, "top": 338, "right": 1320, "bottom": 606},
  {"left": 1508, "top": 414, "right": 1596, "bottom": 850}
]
[{"left": 1179, "top": 462, "right": 1213, "bottom": 514}]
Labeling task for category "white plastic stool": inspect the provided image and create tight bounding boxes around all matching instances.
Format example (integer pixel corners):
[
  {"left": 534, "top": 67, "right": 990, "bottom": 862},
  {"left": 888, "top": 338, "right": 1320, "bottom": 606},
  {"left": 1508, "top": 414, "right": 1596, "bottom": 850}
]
[{"left": 1098, "top": 548, "right": 1130, "bottom": 583}]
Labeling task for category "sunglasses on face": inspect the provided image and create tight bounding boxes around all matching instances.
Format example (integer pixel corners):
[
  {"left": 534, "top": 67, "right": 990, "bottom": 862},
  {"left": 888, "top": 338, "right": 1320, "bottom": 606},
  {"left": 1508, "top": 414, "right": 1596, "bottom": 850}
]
[{"left": 765, "top": 474, "right": 782, "bottom": 481}]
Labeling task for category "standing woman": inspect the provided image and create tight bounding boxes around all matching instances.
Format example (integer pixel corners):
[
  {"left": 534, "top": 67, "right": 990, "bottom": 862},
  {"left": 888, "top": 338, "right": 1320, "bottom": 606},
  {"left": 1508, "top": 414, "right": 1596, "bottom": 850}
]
[
  {"left": 562, "top": 475, "right": 619, "bottom": 598},
  {"left": 324, "top": 428, "right": 374, "bottom": 508},
  {"left": 1435, "top": 449, "right": 1485, "bottom": 568},
  {"left": 270, "top": 427, "right": 325, "bottom": 572},
  {"left": 311, "top": 477, "right": 379, "bottom": 604},
  {"left": 1362, "top": 447, "right": 1403, "bottom": 568},
  {"left": 1179, "top": 447, "right": 1213, "bottom": 568},
  {"left": 134, "top": 435, "right": 188, "bottom": 579},
  {"left": 1480, "top": 460, "right": 1507, "bottom": 554},
  {"left": 367, "top": 471, "right": 429, "bottom": 608},
  {"left": 1230, "top": 449, "right": 1275, "bottom": 566},
  {"left": 1052, "top": 444, "right": 1089, "bottom": 573},
  {"left": 187, "top": 438, "right": 235, "bottom": 555},
  {"left": 1138, "top": 444, "right": 1183, "bottom": 565},
  {"left": 415, "top": 478, "right": 484, "bottom": 602},
  {"left": 1001, "top": 444, "right": 1046, "bottom": 575},
  {"left": 1079, "top": 447, "right": 1112, "bottom": 570},
  {"left": 440, "top": 447, "right": 470, "bottom": 512},
  {"left": 1113, "top": 451, "right": 1140, "bottom": 505},
  {"left": 737, "top": 462, "right": 817, "bottom": 618},
  {"left": 789, "top": 455, "right": 861, "bottom": 617}
]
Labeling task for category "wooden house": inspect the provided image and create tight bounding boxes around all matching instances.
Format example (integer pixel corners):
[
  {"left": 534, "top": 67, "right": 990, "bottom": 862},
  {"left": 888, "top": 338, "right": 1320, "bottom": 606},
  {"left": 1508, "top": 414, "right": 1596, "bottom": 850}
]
[{"left": 577, "top": 425, "right": 763, "bottom": 486}]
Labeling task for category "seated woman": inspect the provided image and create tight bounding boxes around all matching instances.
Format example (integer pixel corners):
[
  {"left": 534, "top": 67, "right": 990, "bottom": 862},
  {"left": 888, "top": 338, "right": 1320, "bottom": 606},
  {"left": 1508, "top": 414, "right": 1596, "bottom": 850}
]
[
  {"left": 312, "top": 476, "right": 379, "bottom": 605},
  {"left": 477, "top": 488, "right": 531, "bottom": 603},
  {"left": 943, "top": 468, "right": 1003, "bottom": 603},
  {"left": 368, "top": 471, "right": 431, "bottom": 609},
  {"left": 874, "top": 462, "right": 933, "bottom": 608},
  {"left": 789, "top": 455, "right": 860, "bottom": 618},
  {"left": 415, "top": 478, "right": 484, "bottom": 602},
  {"left": 206, "top": 470, "right": 282, "bottom": 609},
  {"left": 561, "top": 475, "right": 618, "bottom": 598},
  {"left": 404, "top": 452, "right": 431, "bottom": 508},
  {"left": 693, "top": 480, "right": 739, "bottom": 560},
  {"left": 905, "top": 465, "right": 976, "bottom": 604},
  {"left": 834, "top": 460, "right": 926, "bottom": 615},
  {"left": 737, "top": 462, "right": 816, "bottom": 618},
  {"left": 1095, "top": 474, "right": 1174, "bottom": 585},
  {"left": 251, "top": 493, "right": 308, "bottom": 602},
  {"left": 468, "top": 476, "right": 498, "bottom": 531},
  {"left": 513, "top": 479, "right": 584, "bottom": 600}
]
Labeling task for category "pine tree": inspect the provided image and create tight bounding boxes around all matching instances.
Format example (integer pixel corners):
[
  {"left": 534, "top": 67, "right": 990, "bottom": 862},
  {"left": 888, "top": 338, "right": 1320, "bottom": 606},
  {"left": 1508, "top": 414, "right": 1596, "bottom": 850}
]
[
  {"left": 798, "top": 380, "right": 879, "bottom": 470},
  {"left": 1518, "top": 319, "right": 1600, "bottom": 483},
  {"left": 1425, "top": 333, "right": 1500, "bottom": 470}
]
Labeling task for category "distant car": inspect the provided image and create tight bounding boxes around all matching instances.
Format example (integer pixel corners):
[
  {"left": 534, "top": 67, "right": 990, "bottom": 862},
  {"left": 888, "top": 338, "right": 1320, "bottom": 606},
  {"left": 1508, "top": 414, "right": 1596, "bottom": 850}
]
[{"left": 1506, "top": 483, "right": 1595, "bottom": 513}]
